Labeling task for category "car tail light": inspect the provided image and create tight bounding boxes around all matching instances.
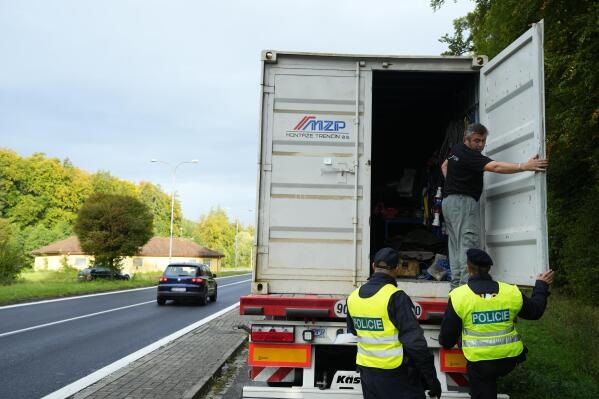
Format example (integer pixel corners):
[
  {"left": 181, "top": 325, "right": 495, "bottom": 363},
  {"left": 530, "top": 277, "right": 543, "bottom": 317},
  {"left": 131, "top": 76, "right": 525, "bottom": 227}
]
[
  {"left": 191, "top": 277, "right": 204, "bottom": 284},
  {"left": 159, "top": 277, "right": 168, "bottom": 283},
  {"left": 251, "top": 325, "right": 295, "bottom": 343}
]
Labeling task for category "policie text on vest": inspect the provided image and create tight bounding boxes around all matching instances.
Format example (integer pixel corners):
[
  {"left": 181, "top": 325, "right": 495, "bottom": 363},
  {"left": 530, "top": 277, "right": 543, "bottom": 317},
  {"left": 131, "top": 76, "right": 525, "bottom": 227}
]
[
  {"left": 353, "top": 316, "right": 384, "bottom": 331},
  {"left": 472, "top": 309, "right": 510, "bottom": 324}
]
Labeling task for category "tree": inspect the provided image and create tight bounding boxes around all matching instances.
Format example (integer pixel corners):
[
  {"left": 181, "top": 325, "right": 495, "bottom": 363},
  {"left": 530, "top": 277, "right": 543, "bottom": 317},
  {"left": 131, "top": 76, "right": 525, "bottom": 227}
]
[
  {"left": 74, "top": 194, "right": 153, "bottom": 271},
  {"left": 192, "top": 208, "right": 256, "bottom": 268},
  {"left": 434, "top": 0, "right": 599, "bottom": 301},
  {"left": 90, "top": 171, "right": 138, "bottom": 197},
  {"left": 20, "top": 221, "right": 73, "bottom": 256},
  {"left": 0, "top": 150, "right": 176, "bottom": 272},
  {"left": 1, "top": 150, "right": 92, "bottom": 230},
  {"left": 439, "top": 16, "right": 473, "bottom": 55},
  {"left": 181, "top": 218, "right": 197, "bottom": 239},
  {"left": 235, "top": 230, "right": 254, "bottom": 268},
  {"left": 137, "top": 181, "right": 180, "bottom": 237},
  {"left": 0, "top": 219, "right": 27, "bottom": 284},
  {"left": 0, "top": 149, "right": 25, "bottom": 219},
  {"left": 193, "top": 208, "right": 236, "bottom": 267}
]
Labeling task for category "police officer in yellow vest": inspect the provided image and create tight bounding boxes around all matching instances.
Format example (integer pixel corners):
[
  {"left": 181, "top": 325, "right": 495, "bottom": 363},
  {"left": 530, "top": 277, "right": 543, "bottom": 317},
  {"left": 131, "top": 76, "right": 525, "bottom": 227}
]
[
  {"left": 347, "top": 247, "right": 442, "bottom": 399},
  {"left": 439, "top": 248, "right": 554, "bottom": 399}
]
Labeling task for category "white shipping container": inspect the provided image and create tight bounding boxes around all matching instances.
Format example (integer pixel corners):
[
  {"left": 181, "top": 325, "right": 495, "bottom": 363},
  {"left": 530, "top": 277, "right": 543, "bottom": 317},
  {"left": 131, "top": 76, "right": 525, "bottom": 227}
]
[
  {"left": 242, "top": 21, "right": 547, "bottom": 399},
  {"left": 252, "top": 22, "right": 548, "bottom": 298}
]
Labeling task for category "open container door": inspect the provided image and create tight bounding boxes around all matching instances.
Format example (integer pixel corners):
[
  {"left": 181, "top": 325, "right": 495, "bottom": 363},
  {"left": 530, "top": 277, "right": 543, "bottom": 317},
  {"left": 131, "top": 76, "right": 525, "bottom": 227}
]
[{"left": 479, "top": 21, "right": 548, "bottom": 286}]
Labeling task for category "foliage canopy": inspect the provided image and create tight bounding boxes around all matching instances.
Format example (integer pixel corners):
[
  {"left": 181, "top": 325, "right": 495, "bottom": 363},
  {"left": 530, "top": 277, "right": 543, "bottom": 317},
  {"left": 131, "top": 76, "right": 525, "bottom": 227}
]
[
  {"left": 435, "top": 0, "right": 599, "bottom": 302},
  {"left": 0, "top": 219, "right": 28, "bottom": 284},
  {"left": 0, "top": 149, "right": 177, "bottom": 269},
  {"left": 74, "top": 194, "right": 153, "bottom": 271},
  {"left": 193, "top": 207, "right": 253, "bottom": 268}
]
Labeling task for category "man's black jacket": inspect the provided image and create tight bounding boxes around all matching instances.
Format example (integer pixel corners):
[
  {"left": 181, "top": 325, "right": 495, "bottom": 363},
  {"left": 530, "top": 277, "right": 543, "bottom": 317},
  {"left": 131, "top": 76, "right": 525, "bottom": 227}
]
[{"left": 347, "top": 273, "right": 437, "bottom": 384}]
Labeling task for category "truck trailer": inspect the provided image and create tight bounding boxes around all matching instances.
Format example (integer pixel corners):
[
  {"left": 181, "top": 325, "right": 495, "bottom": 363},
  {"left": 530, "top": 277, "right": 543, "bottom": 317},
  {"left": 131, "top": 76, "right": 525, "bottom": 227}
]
[{"left": 240, "top": 21, "right": 548, "bottom": 398}]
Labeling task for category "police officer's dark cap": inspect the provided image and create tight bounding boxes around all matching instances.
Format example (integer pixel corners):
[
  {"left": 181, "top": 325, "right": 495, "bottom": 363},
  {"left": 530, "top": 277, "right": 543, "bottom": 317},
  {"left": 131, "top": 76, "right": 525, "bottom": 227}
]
[
  {"left": 466, "top": 248, "right": 493, "bottom": 267},
  {"left": 373, "top": 247, "right": 400, "bottom": 269}
]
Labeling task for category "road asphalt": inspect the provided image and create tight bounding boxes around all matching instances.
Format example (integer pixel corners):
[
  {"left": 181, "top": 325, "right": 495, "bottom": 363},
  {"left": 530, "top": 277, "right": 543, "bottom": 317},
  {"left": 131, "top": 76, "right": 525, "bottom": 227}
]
[{"left": 69, "top": 307, "right": 261, "bottom": 399}]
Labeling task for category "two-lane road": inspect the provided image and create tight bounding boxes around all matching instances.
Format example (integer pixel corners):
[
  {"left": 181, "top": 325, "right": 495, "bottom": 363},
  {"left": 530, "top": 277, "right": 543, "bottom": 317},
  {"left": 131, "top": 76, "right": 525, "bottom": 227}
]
[{"left": 0, "top": 274, "right": 251, "bottom": 399}]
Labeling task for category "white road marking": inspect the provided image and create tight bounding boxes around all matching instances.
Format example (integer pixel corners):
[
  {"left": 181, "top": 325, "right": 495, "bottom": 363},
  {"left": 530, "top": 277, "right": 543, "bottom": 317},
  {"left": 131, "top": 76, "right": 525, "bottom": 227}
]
[
  {"left": 0, "top": 286, "right": 155, "bottom": 310},
  {"left": 0, "top": 278, "right": 251, "bottom": 338},
  {"left": 219, "top": 278, "right": 251, "bottom": 288},
  {"left": 0, "top": 273, "right": 251, "bottom": 310},
  {"left": 0, "top": 301, "right": 155, "bottom": 338},
  {"left": 42, "top": 302, "right": 241, "bottom": 399}
]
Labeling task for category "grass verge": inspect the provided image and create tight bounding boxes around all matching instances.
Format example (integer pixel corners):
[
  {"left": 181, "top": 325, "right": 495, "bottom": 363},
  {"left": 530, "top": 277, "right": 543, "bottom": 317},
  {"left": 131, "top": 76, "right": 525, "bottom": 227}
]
[
  {"left": 499, "top": 289, "right": 599, "bottom": 398},
  {"left": 0, "top": 268, "right": 251, "bottom": 306}
]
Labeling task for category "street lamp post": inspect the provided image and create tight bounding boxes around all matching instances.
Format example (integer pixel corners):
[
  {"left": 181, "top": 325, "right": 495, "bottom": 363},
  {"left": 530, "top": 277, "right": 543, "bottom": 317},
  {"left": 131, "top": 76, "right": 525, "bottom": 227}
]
[{"left": 151, "top": 159, "right": 199, "bottom": 262}]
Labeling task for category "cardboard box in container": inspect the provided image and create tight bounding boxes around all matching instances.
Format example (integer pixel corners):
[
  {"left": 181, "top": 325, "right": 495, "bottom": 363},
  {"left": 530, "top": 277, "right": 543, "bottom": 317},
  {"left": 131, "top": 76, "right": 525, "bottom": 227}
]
[{"left": 396, "top": 259, "right": 420, "bottom": 277}]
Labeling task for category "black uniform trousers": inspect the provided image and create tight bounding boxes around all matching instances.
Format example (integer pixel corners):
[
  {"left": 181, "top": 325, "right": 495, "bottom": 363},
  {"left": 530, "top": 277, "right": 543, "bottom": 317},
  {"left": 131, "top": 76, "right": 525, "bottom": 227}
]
[
  {"left": 359, "top": 365, "right": 425, "bottom": 399},
  {"left": 467, "top": 356, "right": 520, "bottom": 399}
]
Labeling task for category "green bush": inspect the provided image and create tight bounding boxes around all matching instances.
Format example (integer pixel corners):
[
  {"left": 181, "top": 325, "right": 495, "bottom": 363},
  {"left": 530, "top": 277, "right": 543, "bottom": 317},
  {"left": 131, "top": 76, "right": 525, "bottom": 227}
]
[
  {"left": 0, "top": 219, "right": 27, "bottom": 284},
  {"left": 0, "top": 243, "right": 27, "bottom": 284},
  {"left": 499, "top": 290, "right": 599, "bottom": 398},
  {"left": 554, "top": 190, "right": 599, "bottom": 303},
  {"left": 59, "top": 256, "right": 79, "bottom": 274}
]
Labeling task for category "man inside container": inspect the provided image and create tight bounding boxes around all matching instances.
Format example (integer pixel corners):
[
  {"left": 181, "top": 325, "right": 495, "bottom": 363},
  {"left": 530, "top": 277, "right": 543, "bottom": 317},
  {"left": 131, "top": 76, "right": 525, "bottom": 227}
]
[
  {"left": 347, "top": 247, "right": 442, "bottom": 399},
  {"left": 439, "top": 248, "right": 554, "bottom": 399},
  {"left": 441, "top": 122, "right": 548, "bottom": 289}
]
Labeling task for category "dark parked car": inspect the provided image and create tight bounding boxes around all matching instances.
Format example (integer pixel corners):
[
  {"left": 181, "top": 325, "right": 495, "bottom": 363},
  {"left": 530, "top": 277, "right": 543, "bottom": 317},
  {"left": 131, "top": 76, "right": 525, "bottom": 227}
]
[
  {"left": 157, "top": 263, "right": 217, "bottom": 306},
  {"left": 77, "top": 267, "right": 130, "bottom": 281}
]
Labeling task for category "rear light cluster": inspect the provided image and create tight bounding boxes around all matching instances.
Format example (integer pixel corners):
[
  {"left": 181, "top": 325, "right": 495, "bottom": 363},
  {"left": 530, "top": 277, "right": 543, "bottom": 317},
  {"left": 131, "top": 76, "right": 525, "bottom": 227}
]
[
  {"left": 251, "top": 325, "right": 295, "bottom": 343},
  {"left": 191, "top": 277, "right": 204, "bottom": 284},
  {"left": 159, "top": 277, "right": 168, "bottom": 283}
]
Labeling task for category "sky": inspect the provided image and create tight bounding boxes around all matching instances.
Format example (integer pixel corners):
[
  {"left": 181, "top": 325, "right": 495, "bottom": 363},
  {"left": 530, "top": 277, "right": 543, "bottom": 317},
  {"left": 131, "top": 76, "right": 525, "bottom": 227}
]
[{"left": 0, "top": 0, "right": 473, "bottom": 226}]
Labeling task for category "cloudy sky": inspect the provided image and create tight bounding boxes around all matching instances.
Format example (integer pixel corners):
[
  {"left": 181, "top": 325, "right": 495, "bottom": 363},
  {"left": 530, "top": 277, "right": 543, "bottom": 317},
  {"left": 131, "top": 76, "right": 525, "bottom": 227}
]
[{"left": 0, "top": 0, "right": 473, "bottom": 225}]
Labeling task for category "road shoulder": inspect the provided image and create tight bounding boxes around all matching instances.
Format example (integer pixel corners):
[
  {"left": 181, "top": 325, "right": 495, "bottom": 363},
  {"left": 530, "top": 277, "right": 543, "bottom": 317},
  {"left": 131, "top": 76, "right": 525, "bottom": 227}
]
[{"left": 70, "top": 308, "right": 260, "bottom": 399}]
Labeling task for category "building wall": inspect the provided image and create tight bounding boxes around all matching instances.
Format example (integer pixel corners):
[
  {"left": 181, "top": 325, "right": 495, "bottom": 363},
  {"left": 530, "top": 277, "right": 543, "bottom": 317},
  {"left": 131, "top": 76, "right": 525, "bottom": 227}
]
[
  {"left": 123, "top": 256, "right": 222, "bottom": 273},
  {"left": 34, "top": 255, "right": 223, "bottom": 274},
  {"left": 34, "top": 255, "right": 93, "bottom": 271}
]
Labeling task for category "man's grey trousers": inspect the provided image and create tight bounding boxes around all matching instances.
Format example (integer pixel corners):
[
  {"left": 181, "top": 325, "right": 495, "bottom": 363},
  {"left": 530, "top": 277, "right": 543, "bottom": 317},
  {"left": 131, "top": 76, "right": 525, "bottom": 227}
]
[{"left": 442, "top": 194, "right": 481, "bottom": 289}]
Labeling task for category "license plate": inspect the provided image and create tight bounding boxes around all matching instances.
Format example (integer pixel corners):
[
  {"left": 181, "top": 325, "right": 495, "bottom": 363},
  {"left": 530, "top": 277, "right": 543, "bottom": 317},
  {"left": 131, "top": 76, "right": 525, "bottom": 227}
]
[
  {"left": 171, "top": 287, "right": 186, "bottom": 292},
  {"left": 313, "top": 328, "right": 326, "bottom": 337}
]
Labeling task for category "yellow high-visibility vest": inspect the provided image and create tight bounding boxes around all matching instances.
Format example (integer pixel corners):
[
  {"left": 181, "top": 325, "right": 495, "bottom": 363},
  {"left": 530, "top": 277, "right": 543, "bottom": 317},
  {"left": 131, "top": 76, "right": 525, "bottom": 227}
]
[
  {"left": 449, "top": 282, "right": 524, "bottom": 361},
  {"left": 347, "top": 284, "right": 403, "bottom": 369}
]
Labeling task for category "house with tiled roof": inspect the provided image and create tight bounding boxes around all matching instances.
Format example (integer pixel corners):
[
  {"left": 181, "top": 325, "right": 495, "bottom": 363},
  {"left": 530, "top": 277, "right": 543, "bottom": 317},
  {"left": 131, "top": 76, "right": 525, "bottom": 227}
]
[{"left": 31, "top": 236, "right": 225, "bottom": 274}]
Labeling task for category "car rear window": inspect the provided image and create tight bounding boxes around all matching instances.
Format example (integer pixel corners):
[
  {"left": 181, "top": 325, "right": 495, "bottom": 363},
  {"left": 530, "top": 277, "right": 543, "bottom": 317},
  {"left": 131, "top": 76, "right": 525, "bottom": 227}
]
[{"left": 165, "top": 266, "right": 198, "bottom": 277}]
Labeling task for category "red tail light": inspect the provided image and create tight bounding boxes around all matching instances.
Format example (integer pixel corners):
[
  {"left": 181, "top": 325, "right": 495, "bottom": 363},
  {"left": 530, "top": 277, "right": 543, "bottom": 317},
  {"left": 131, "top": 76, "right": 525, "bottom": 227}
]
[
  {"left": 159, "top": 277, "right": 168, "bottom": 283},
  {"left": 251, "top": 325, "right": 295, "bottom": 343},
  {"left": 191, "top": 277, "right": 204, "bottom": 284}
]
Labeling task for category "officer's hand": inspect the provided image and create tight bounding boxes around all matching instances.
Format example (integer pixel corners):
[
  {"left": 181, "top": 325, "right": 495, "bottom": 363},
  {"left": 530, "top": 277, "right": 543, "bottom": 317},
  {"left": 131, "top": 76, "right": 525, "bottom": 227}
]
[
  {"left": 427, "top": 378, "right": 442, "bottom": 398},
  {"left": 537, "top": 269, "right": 555, "bottom": 285}
]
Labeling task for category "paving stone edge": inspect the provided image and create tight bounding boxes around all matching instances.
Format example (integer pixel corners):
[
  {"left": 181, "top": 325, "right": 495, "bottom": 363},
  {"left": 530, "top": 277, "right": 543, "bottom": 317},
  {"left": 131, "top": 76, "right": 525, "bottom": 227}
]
[{"left": 183, "top": 334, "right": 248, "bottom": 399}]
